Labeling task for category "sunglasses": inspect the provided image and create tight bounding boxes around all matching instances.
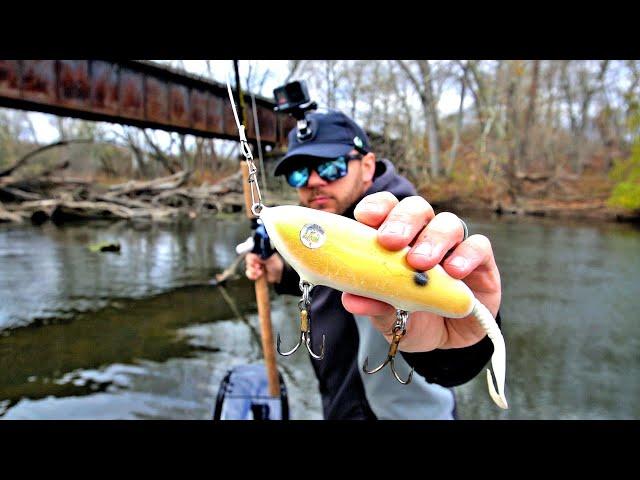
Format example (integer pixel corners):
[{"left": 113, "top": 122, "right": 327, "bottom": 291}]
[{"left": 285, "top": 153, "right": 363, "bottom": 188}]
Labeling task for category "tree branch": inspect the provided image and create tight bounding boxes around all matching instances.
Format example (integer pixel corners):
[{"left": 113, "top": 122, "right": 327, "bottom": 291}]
[{"left": 0, "top": 139, "right": 94, "bottom": 177}]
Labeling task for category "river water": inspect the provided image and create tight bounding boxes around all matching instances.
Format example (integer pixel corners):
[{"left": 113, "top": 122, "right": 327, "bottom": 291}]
[{"left": 0, "top": 213, "right": 638, "bottom": 419}]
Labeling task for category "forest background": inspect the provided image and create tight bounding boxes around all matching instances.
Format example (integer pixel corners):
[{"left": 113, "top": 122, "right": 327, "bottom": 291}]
[{"left": 2, "top": 59, "right": 639, "bottom": 222}]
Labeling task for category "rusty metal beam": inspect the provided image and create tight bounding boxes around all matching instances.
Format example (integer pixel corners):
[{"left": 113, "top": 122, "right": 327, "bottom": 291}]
[{"left": 0, "top": 60, "right": 296, "bottom": 147}]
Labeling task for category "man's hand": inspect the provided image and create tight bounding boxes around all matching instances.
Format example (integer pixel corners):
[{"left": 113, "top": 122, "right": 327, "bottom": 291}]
[
  {"left": 245, "top": 252, "right": 285, "bottom": 284},
  {"left": 343, "top": 192, "right": 502, "bottom": 353}
]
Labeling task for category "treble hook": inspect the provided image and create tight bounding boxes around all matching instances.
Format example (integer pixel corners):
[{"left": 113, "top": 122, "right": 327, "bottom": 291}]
[
  {"left": 363, "top": 310, "right": 414, "bottom": 384},
  {"left": 276, "top": 281, "right": 325, "bottom": 360}
]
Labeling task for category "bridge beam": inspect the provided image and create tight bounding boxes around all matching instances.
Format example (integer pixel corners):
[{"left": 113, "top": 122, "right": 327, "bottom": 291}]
[{"left": 0, "top": 60, "right": 296, "bottom": 147}]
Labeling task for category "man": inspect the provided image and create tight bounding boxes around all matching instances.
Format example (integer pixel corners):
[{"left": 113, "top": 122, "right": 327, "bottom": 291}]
[{"left": 245, "top": 110, "right": 502, "bottom": 420}]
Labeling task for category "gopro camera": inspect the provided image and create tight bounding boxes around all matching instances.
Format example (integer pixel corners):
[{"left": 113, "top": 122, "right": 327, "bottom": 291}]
[{"left": 273, "top": 80, "right": 317, "bottom": 141}]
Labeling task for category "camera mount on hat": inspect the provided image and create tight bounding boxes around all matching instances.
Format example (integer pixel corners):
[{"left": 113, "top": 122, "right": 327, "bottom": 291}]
[{"left": 273, "top": 81, "right": 318, "bottom": 142}]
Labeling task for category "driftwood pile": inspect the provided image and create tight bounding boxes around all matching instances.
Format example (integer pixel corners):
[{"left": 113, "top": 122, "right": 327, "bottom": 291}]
[{"left": 0, "top": 166, "right": 248, "bottom": 225}]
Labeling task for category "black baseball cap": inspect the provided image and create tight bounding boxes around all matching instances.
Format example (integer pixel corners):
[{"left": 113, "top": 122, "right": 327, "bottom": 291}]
[{"left": 273, "top": 111, "right": 371, "bottom": 176}]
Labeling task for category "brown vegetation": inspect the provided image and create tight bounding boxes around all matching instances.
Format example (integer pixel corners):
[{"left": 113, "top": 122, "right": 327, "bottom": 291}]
[{"left": 0, "top": 150, "right": 249, "bottom": 225}]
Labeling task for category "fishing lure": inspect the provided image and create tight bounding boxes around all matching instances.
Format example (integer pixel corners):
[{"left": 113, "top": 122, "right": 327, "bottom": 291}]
[
  {"left": 260, "top": 205, "right": 508, "bottom": 409},
  {"left": 226, "top": 80, "right": 508, "bottom": 410}
]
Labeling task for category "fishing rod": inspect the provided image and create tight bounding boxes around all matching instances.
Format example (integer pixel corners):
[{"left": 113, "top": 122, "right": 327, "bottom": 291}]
[{"left": 231, "top": 60, "right": 280, "bottom": 399}]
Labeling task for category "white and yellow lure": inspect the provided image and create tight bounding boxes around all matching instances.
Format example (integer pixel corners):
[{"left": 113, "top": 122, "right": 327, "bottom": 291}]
[{"left": 260, "top": 205, "right": 508, "bottom": 410}]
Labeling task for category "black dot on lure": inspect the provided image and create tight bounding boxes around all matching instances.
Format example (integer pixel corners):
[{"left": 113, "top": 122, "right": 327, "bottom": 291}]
[{"left": 414, "top": 271, "right": 429, "bottom": 286}]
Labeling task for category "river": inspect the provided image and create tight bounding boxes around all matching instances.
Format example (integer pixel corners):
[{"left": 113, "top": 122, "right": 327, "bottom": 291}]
[{"left": 0, "top": 213, "right": 638, "bottom": 419}]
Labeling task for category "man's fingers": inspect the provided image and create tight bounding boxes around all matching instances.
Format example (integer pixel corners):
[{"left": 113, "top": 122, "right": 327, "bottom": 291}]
[
  {"left": 246, "top": 263, "right": 264, "bottom": 280},
  {"left": 353, "top": 192, "right": 399, "bottom": 227},
  {"left": 341, "top": 292, "right": 396, "bottom": 317},
  {"left": 442, "top": 234, "right": 497, "bottom": 280},
  {"left": 374, "top": 196, "right": 435, "bottom": 251},
  {"left": 407, "top": 212, "right": 467, "bottom": 270},
  {"left": 245, "top": 253, "right": 265, "bottom": 280},
  {"left": 342, "top": 293, "right": 397, "bottom": 336},
  {"left": 245, "top": 253, "right": 261, "bottom": 267},
  {"left": 442, "top": 235, "right": 501, "bottom": 316}
]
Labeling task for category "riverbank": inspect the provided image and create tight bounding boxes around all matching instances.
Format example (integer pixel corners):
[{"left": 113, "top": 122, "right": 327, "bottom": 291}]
[
  {"left": 428, "top": 196, "right": 640, "bottom": 223},
  {"left": 420, "top": 174, "right": 640, "bottom": 224},
  {"left": 3, "top": 167, "right": 638, "bottom": 226}
]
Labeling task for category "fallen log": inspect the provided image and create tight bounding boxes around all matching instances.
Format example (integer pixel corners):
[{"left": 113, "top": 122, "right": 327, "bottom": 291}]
[
  {"left": 0, "top": 164, "right": 252, "bottom": 224},
  {"left": 50, "top": 201, "right": 136, "bottom": 223},
  {"left": 0, "top": 167, "right": 89, "bottom": 200},
  {"left": 0, "top": 176, "right": 17, "bottom": 188},
  {"left": 14, "top": 199, "right": 60, "bottom": 211},
  {"left": 150, "top": 188, "right": 194, "bottom": 208},
  {"left": 93, "top": 194, "right": 153, "bottom": 209},
  {"left": 208, "top": 171, "right": 244, "bottom": 194},
  {"left": 3, "top": 199, "right": 56, "bottom": 224},
  {"left": 108, "top": 170, "right": 191, "bottom": 196},
  {"left": 0, "top": 187, "right": 43, "bottom": 201},
  {"left": 0, "top": 208, "right": 22, "bottom": 223}
]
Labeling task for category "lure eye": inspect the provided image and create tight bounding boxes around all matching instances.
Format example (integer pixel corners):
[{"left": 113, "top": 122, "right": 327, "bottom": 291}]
[
  {"left": 300, "top": 223, "right": 326, "bottom": 249},
  {"left": 414, "top": 271, "right": 429, "bottom": 286}
]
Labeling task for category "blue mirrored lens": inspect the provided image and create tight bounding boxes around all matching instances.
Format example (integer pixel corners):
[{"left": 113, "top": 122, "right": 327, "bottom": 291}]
[
  {"left": 317, "top": 157, "right": 348, "bottom": 182},
  {"left": 287, "top": 167, "right": 309, "bottom": 188}
]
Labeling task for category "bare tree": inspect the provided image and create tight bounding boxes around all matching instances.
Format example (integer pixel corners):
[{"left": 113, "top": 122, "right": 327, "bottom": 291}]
[
  {"left": 325, "top": 60, "right": 339, "bottom": 110},
  {"left": 561, "top": 60, "right": 610, "bottom": 174},
  {"left": 284, "top": 60, "right": 306, "bottom": 83},
  {"left": 447, "top": 62, "right": 468, "bottom": 177},
  {"left": 519, "top": 60, "right": 540, "bottom": 169},
  {"left": 342, "top": 60, "right": 367, "bottom": 119},
  {"left": 142, "top": 130, "right": 178, "bottom": 174},
  {"left": 397, "top": 60, "right": 442, "bottom": 178},
  {"left": 112, "top": 127, "right": 151, "bottom": 178},
  {"left": 244, "top": 61, "right": 273, "bottom": 96},
  {"left": 503, "top": 61, "right": 521, "bottom": 194},
  {"left": 464, "top": 60, "right": 502, "bottom": 174},
  {"left": 387, "top": 61, "right": 419, "bottom": 179}
]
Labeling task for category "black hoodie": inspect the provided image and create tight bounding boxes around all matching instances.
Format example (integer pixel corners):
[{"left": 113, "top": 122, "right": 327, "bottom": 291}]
[{"left": 275, "top": 159, "right": 500, "bottom": 419}]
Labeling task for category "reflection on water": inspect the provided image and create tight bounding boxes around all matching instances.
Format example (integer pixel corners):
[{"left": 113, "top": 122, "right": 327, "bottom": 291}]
[
  {"left": 0, "top": 217, "right": 322, "bottom": 419},
  {"left": 1, "top": 295, "right": 321, "bottom": 420},
  {"left": 0, "top": 218, "right": 242, "bottom": 330},
  {"left": 0, "top": 214, "right": 638, "bottom": 419}
]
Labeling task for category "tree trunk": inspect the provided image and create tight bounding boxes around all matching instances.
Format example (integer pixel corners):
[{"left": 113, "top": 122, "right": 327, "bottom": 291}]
[
  {"left": 447, "top": 70, "right": 467, "bottom": 177},
  {"left": 142, "top": 130, "right": 177, "bottom": 174},
  {"left": 390, "top": 61, "right": 417, "bottom": 178},
  {"left": 560, "top": 61, "right": 581, "bottom": 174},
  {"left": 325, "top": 60, "right": 338, "bottom": 110},
  {"left": 503, "top": 63, "right": 520, "bottom": 201},
  {"left": 0, "top": 139, "right": 94, "bottom": 177},
  {"left": 421, "top": 61, "right": 441, "bottom": 178},
  {"left": 398, "top": 60, "right": 442, "bottom": 179},
  {"left": 519, "top": 60, "right": 540, "bottom": 169}
]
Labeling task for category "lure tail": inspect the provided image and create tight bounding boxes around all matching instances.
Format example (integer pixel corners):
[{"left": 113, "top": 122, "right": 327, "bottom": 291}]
[{"left": 472, "top": 299, "right": 508, "bottom": 409}]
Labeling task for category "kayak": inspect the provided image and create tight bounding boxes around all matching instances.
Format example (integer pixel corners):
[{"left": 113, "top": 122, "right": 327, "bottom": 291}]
[{"left": 213, "top": 364, "right": 289, "bottom": 420}]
